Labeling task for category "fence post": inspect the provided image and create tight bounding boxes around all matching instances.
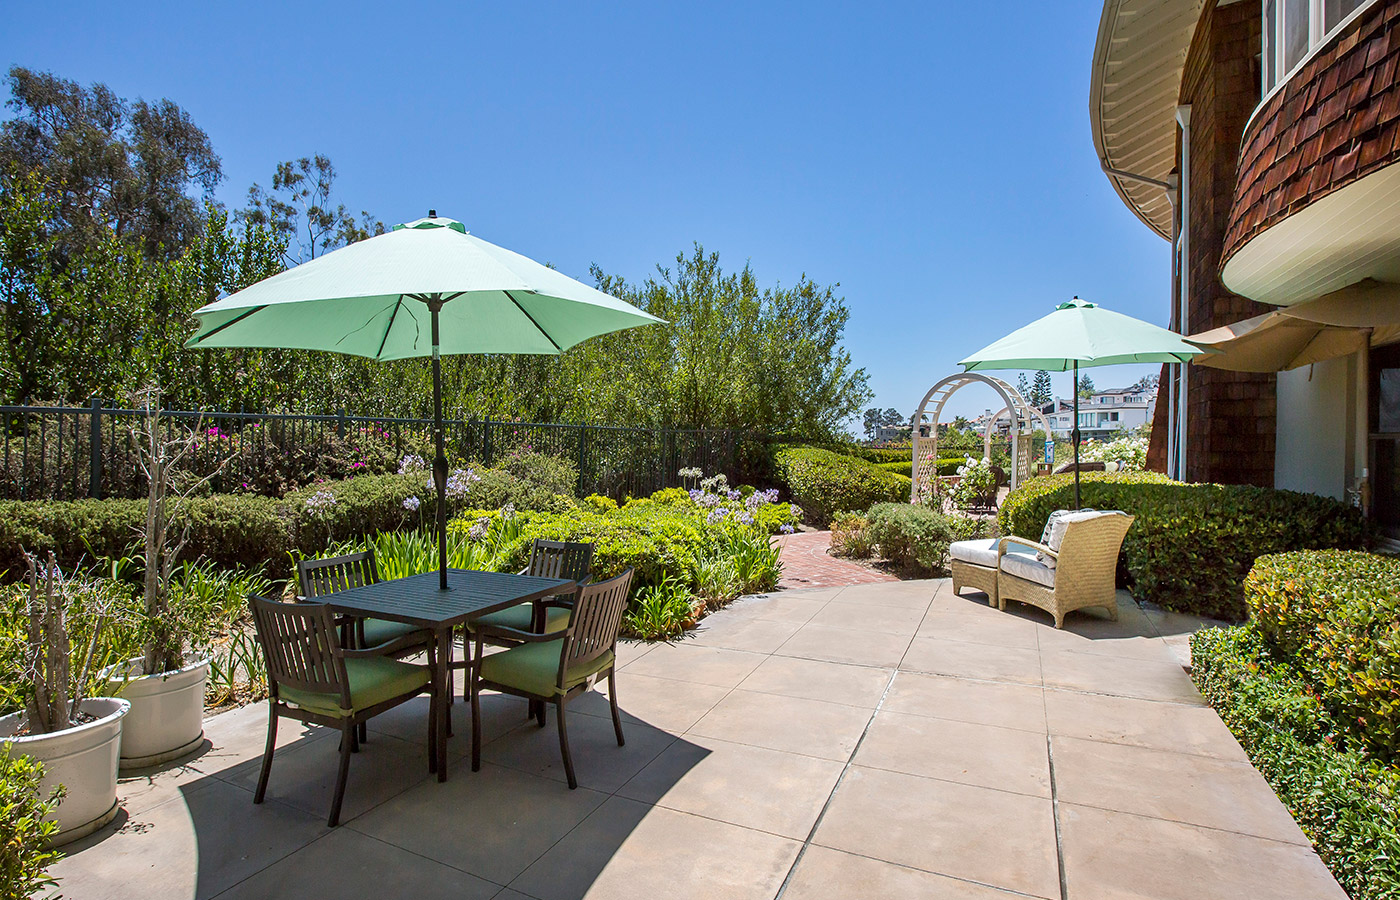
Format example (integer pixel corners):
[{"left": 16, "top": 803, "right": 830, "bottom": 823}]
[
  {"left": 89, "top": 397, "right": 103, "bottom": 499},
  {"left": 336, "top": 408, "right": 347, "bottom": 438},
  {"left": 576, "top": 425, "right": 588, "bottom": 496},
  {"left": 482, "top": 418, "right": 493, "bottom": 464}
]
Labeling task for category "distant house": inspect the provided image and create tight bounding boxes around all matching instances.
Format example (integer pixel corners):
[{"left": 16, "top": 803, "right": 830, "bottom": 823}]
[{"left": 1041, "top": 386, "right": 1155, "bottom": 441}]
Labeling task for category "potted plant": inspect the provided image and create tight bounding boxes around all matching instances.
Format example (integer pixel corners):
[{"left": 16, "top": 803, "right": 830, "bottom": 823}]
[
  {"left": 100, "top": 388, "right": 221, "bottom": 769},
  {"left": 1, "top": 553, "right": 130, "bottom": 845}
]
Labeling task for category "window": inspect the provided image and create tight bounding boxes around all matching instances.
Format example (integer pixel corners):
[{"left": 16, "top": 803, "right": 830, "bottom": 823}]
[
  {"left": 1325, "top": 0, "right": 1365, "bottom": 29},
  {"left": 1264, "top": 0, "right": 1375, "bottom": 91}
]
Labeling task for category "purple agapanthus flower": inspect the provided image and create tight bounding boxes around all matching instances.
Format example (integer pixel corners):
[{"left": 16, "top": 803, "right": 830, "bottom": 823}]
[{"left": 403, "top": 496, "right": 421, "bottom": 511}]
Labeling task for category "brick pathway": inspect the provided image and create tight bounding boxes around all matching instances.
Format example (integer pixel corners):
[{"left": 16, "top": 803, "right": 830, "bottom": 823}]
[{"left": 774, "top": 530, "right": 897, "bottom": 590}]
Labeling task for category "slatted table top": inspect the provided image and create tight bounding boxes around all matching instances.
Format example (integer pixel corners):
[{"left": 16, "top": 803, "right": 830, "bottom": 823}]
[{"left": 322, "top": 569, "right": 576, "bottom": 628}]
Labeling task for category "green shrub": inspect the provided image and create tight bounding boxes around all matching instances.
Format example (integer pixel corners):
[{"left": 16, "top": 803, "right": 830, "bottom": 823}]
[
  {"left": 584, "top": 494, "right": 619, "bottom": 513},
  {"left": 829, "top": 511, "right": 873, "bottom": 559},
  {"left": 773, "top": 446, "right": 910, "bottom": 527},
  {"left": 717, "top": 528, "right": 782, "bottom": 594},
  {"left": 647, "top": 487, "right": 691, "bottom": 506},
  {"left": 876, "top": 460, "right": 913, "bottom": 478},
  {"left": 497, "top": 451, "right": 578, "bottom": 497},
  {"left": 997, "top": 473, "right": 1367, "bottom": 620},
  {"left": 869, "top": 456, "right": 967, "bottom": 480},
  {"left": 1246, "top": 551, "right": 1400, "bottom": 761},
  {"left": 0, "top": 748, "right": 63, "bottom": 899},
  {"left": 1191, "top": 626, "right": 1400, "bottom": 900},
  {"left": 865, "top": 502, "right": 953, "bottom": 574}
]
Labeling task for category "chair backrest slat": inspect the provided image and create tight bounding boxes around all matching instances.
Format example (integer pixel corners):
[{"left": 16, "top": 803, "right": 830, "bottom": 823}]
[
  {"left": 561, "top": 568, "right": 634, "bottom": 676},
  {"left": 525, "top": 540, "right": 594, "bottom": 583},
  {"left": 248, "top": 594, "right": 350, "bottom": 707},
  {"left": 298, "top": 550, "right": 380, "bottom": 600}
]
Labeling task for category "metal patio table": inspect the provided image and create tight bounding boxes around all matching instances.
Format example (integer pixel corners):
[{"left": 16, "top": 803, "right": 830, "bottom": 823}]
[{"left": 322, "top": 568, "right": 576, "bottom": 781}]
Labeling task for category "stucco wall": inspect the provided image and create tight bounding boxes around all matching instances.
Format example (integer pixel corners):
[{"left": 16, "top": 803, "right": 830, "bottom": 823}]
[{"left": 1274, "top": 355, "right": 1355, "bottom": 499}]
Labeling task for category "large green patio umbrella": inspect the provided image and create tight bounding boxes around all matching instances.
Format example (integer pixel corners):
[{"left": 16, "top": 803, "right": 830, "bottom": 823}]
[
  {"left": 958, "top": 297, "right": 1205, "bottom": 507},
  {"left": 187, "top": 214, "right": 662, "bottom": 589}
]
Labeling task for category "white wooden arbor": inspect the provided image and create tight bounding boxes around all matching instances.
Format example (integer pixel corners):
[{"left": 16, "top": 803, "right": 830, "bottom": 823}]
[{"left": 910, "top": 373, "right": 1050, "bottom": 504}]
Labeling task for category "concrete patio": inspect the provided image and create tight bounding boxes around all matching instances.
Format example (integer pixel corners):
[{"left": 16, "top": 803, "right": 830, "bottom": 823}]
[{"left": 53, "top": 579, "right": 1346, "bottom": 900}]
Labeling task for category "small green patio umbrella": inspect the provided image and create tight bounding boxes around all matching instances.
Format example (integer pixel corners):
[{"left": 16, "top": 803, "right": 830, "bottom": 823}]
[
  {"left": 187, "top": 214, "right": 662, "bottom": 589},
  {"left": 958, "top": 297, "right": 1205, "bottom": 507}
]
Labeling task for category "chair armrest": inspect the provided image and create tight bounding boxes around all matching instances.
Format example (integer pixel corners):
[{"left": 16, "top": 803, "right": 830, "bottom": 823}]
[
  {"left": 998, "top": 536, "right": 1055, "bottom": 560},
  {"left": 343, "top": 629, "right": 432, "bottom": 659},
  {"left": 472, "top": 622, "right": 567, "bottom": 644}
]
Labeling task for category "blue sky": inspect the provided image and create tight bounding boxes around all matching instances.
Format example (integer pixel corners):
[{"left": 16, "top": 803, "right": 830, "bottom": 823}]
[{"left": 4, "top": 1, "right": 1168, "bottom": 426}]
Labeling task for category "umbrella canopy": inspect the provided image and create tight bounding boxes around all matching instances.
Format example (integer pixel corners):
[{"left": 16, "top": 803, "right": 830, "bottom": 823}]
[
  {"left": 187, "top": 215, "right": 662, "bottom": 589},
  {"left": 958, "top": 298, "right": 1204, "bottom": 372},
  {"left": 959, "top": 297, "right": 1206, "bottom": 507},
  {"left": 187, "top": 217, "right": 661, "bottom": 358}
]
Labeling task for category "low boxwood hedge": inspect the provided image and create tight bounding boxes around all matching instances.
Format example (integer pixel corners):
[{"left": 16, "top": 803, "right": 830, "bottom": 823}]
[
  {"left": 0, "top": 469, "right": 573, "bottom": 580},
  {"left": 1191, "top": 625, "right": 1400, "bottom": 900},
  {"left": 1247, "top": 550, "right": 1400, "bottom": 761},
  {"left": 876, "top": 456, "right": 969, "bottom": 479},
  {"left": 773, "top": 446, "right": 910, "bottom": 527},
  {"left": 997, "top": 472, "right": 1366, "bottom": 620}
]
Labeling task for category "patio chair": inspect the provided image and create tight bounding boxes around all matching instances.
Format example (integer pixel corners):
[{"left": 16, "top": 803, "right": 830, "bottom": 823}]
[
  {"left": 246, "top": 594, "right": 437, "bottom": 827},
  {"left": 469, "top": 568, "right": 634, "bottom": 789},
  {"left": 995, "top": 511, "right": 1134, "bottom": 627},
  {"left": 297, "top": 550, "right": 434, "bottom": 655},
  {"left": 470, "top": 539, "right": 595, "bottom": 641},
  {"left": 949, "top": 535, "right": 1040, "bottom": 607}
]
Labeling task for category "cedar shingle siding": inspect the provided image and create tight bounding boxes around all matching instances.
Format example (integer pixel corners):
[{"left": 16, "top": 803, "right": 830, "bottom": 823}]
[
  {"left": 1223, "top": 0, "right": 1400, "bottom": 264},
  {"left": 1174, "top": 0, "right": 1278, "bottom": 486}
]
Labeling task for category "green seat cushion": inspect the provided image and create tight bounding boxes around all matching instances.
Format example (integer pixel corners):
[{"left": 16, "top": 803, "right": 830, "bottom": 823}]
[
  {"left": 479, "top": 639, "right": 614, "bottom": 698},
  {"left": 360, "top": 617, "right": 429, "bottom": 648},
  {"left": 280, "top": 657, "right": 429, "bottom": 718},
  {"left": 473, "top": 602, "right": 570, "bottom": 635}
]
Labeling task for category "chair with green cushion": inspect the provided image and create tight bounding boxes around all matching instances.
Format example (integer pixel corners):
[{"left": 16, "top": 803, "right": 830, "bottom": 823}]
[
  {"left": 470, "top": 567, "right": 634, "bottom": 789},
  {"left": 246, "top": 594, "right": 438, "bottom": 827},
  {"left": 471, "top": 540, "right": 595, "bottom": 640},
  {"left": 298, "top": 550, "right": 435, "bottom": 654}
]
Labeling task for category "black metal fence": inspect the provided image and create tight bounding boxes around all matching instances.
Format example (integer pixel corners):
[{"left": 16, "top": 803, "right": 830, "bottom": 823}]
[{"left": 0, "top": 402, "right": 768, "bottom": 502}]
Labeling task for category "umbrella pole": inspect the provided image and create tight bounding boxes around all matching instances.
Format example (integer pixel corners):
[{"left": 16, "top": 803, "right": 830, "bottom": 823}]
[
  {"left": 430, "top": 300, "right": 449, "bottom": 591},
  {"left": 1072, "top": 360, "right": 1082, "bottom": 509}
]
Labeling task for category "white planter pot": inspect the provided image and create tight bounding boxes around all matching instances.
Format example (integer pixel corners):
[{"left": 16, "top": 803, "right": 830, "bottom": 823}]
[
  {"left": 0, "top": 697, "right": 130, "bottom": 845},
  {"left": 102, "top": 656, "right": 209, "bottom": 769}
]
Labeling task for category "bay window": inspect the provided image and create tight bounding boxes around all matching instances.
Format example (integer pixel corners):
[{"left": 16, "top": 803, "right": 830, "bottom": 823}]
[{"left": 1262, "top": 0, "right": 1376, "bottom": 93}]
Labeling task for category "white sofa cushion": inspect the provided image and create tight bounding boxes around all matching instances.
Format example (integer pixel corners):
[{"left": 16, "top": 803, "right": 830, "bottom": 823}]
[
  {"left": 950, "top": 538, "right": 1038, "bottom": 569},
  {"left": 1000, "top": 551, "right": 1056, "bottom": 588}
]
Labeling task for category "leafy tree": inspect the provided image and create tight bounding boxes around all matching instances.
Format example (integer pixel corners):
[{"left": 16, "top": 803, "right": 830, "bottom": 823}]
[
  {"left": 882, "top": 408, "right": 903, "bottom": 429},
  {"left": 1131, "top": 373, "right": 1159, "bottom": 392},
  {"left": 1016, "top": 372, "right": 1030, "bottom": 400},
  {"left": 240, "top": 154, "right": 383, "bottom": 266},
  {"left": 862, "top": 407, "right": 882, "bottom": 439},
  {"left": 1078, "top": 372, "right": 1096, "bottom": 398},
  {"left": 1031, "top": 369, "right": 1053, "bottom": 406},
  {"left": 0, "top": 66, "right": 222, "bottom": 261}
]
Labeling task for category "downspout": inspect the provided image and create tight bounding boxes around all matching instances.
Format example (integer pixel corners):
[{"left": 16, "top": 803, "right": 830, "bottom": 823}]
[
  {"left": 1175, "top": 105, "right": 1192, "bottom": 481},
  {"left": 1097, "top": 157, "right": 1183, "bottom": 478}
]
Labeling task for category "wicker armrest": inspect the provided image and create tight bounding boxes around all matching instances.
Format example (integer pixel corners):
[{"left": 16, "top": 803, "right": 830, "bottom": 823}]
[{"left": 998, "top": 536, "right": 1055, "bottom": 560}]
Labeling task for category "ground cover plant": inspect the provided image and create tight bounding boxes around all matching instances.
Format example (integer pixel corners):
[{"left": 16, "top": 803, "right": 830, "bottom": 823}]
[
  {"left": 998, "top": 472, "right": 1366, "bottom": 620},
  {"left": 1192, "top": 624, "right": 1400, "bottom": 900}
]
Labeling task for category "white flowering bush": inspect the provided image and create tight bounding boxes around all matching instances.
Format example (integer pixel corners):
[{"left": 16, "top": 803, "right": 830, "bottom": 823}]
[
  {"left": 949, "top": 457, "right": 996, "bottom": 510},
  {"left": 1077, "top": 434, "right": 1148, "bottom": 471}
]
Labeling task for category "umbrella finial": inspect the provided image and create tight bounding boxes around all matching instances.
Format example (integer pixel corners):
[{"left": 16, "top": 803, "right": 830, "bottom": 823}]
[{"left": 429, "top": 209, "right": 437, "bottom": 218}]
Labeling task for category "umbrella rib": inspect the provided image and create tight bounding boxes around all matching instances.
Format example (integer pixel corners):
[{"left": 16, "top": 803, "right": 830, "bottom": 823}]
[
  {"left": 376, "top": 295, "right": 405, "bottom": 360},
  {"left": 189, "top": 306, "right": 267, "bottom": 344},
  {"left": 504, "top": 290, "right": 562, "bottom": 352}
]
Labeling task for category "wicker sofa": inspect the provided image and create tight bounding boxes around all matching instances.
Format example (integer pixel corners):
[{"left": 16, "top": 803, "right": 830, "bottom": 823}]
[
  {"left": 995, "top": 511, "right": 1134, "bottom": 628},
  {"left": 949, "top": 536, "right": 1039, "bottom": 607}
]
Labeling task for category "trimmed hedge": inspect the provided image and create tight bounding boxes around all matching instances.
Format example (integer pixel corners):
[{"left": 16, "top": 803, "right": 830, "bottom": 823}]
[
  {"left": 1192, "top": 625, "right": 1400, "bottom": 900},
  {"left": 0, "top": 470, "right": 574, "bottom": 580},
  {"left": 1247, "top": 551, "right": 1400, "bottom": 761},
  {"left": 876, "top": 456, "right": 969, "bottom": 479},
  {"left": 773, "top": 446, "right": 910, "bottom": 527},
  {"left": 997, "top": 472, "right": 1367, "bottom": 620}
]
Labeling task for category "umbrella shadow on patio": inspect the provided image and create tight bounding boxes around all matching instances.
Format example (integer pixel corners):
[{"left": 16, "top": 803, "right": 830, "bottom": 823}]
[{"left": 49, "top": 690, "right": 713, "bottom": 900}]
